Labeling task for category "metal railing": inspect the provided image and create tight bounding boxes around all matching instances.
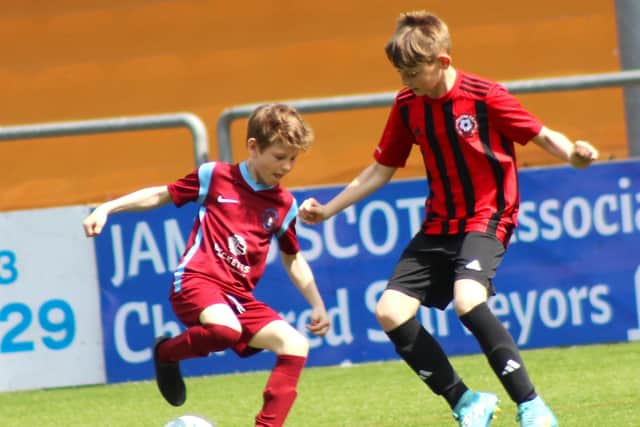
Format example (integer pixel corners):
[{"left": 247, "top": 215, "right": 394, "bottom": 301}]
[
  {"left": 215, "top": 69, "right": 640, "bottom": 162},
  {"left": 0, "top": 112, "right": 209, "bottom": 166}
]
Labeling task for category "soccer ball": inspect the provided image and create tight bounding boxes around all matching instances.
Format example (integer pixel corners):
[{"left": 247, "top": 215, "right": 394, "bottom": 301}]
[{"left": 163, "top": 414, "right": 215, "bottom": 427}]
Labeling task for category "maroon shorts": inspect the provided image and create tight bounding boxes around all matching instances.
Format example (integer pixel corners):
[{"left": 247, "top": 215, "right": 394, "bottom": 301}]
[{"left": 170, "top": 276, "right": 283, "bottom": 358}]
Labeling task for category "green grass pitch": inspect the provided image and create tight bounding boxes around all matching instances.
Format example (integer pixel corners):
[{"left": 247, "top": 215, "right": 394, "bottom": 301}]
[{"left": 1, "top": 341, "right": 638, "bottom": 426}]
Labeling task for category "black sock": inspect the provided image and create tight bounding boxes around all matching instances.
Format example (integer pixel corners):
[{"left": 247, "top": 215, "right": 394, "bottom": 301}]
[
  {"left": 459, "top": 303, "right": 537, "bottom": 403},
  {"left": 387, "top": 317, "right": 468, "bottom": 408}
]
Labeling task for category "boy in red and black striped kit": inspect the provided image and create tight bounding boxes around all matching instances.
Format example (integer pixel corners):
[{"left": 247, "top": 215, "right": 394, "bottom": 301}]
[{"left": 300, "top": 11, "right": 598, "bottom": 427}]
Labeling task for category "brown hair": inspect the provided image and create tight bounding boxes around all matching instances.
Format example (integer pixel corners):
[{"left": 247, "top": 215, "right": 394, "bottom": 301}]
[
  {"left": 246, "top": 103, "right": 314, "bottom": 152},
  {"left": 384, "top": 11, "right": 451, "bottom": 69}
]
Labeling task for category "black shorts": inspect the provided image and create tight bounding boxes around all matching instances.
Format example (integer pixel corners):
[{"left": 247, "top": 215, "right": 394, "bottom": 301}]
[{"left": 386, "top": 231, "right": 506, "bottom": 310}]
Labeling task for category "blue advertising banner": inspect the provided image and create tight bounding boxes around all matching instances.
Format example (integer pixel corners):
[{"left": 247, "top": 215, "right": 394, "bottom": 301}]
[{"left": 94, "top": 160, "right": 640, "bottom": 383}]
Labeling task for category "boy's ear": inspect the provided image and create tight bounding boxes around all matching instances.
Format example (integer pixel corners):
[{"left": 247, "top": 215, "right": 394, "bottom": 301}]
[
  {"left": 438, "top": 54, "right": 451, "bottom": 68},
  {"left": 247, "top": 137, "right": 258, "bottom": 154}
]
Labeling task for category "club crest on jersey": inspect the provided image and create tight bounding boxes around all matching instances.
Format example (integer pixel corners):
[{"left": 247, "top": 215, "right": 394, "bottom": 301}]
[
  {"left": 261, "top": 208, "right": 279, "bottom": 232},
  {"left": 227, "top": 234, "right": 247, "bottom": 256},
  {"left": 455, "top": 114, "right": 478, "bottom": 138}
]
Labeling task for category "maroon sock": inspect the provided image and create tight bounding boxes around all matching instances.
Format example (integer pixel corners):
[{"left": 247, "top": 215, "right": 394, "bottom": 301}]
[
  {"left": 255, "top": 355, "right": 307, "bottom": 427},
  {"left": 157, "top": 323, "right": 241, "bottom": 362}
]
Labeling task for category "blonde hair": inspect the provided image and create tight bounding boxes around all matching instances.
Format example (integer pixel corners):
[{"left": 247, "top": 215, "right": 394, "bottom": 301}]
[
  {"left": 385, "top": 11, "right": 451, "bottom": 69},
  {"left": 247, "top": 103, "right": 314, "bottom": 152}
]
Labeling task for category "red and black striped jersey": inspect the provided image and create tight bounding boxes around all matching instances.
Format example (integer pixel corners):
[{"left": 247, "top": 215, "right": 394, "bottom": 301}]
[
  {"left": 375, "top": 70, "right": 542, "bottom": 244},
  {"left": 167, "top": 161, "right": 299, "bottom": 298}
]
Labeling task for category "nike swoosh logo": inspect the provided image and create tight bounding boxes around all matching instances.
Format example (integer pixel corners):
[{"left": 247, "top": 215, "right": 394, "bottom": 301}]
[{"left": 217, "top": 195, "right": 239, "bottom": 204}]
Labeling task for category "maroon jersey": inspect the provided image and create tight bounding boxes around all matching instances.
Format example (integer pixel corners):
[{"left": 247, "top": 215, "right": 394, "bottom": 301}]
[
  {"left": 375, "top": 70, "right": 542, "bottom": 243},
  {"left": 167, "top": 161, "right": 299, "bottom": 299}
]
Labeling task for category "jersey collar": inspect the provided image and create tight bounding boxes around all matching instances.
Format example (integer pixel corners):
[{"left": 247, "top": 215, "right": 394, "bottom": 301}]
[{"left": 239, "top": 161, "right": 275, "bottom": 191}]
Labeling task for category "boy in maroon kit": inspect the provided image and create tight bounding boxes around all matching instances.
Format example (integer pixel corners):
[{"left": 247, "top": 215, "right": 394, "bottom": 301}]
[
  {"left": 84, "top": 104, "right": 330, "bottom": 427},
  {"left": 300, "top": 11, "right": 598, "bottom": 427}
]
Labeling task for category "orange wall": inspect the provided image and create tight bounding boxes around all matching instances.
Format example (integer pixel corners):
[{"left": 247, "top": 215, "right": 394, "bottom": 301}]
[{"left": 0, "top": 1, "right": 625, "bottom": 211}]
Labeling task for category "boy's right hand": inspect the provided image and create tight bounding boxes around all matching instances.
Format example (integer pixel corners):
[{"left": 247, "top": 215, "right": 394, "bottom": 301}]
[
  {"left": 82, "top": 207, "right": 108, "bottom": 237},
  {"left": 298, "top": 198, "right": 327, "bottom": 225},
  {"left": 569, "top": 140, "right": 599, "bottom": 169}
]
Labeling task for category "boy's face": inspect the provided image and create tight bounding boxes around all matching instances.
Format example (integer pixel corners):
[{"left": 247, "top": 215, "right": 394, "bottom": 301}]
[
  {"left": 247, "top": 138, "right": 301, "bottom": 186},
  {"left": 397, "top": 54, "right": 451, "bottom": 97}
]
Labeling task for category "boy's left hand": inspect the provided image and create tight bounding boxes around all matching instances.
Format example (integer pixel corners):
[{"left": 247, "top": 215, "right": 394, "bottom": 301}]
[
  {"left": 570, "top": 140, "right": 599, "bottom": 169},
  {"left": 306, "top": 306, "right": 330, "bottom": 337}
]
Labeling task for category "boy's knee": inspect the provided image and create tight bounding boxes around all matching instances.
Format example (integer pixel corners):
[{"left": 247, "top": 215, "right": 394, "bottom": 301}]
[
  {"left": 375, "top": 293, "right": 417, "bottom": 330},
  {"left": 374, "top": 301, "right": 393, "bottom": 325},
  {"left": 453, "top": 296, "right": 485, "bottom": 316},
  {"left": 268, "top": 327, "right": 309, "bottom": 356},
  {"left": 192, "top": 323, "right": 241, "bottom": 356},
  {"left": 453, "top": 279, "right": 489, "bottom": 315},
  {"left": 282, "top": 331, "right": 309, "bottom": 356}
]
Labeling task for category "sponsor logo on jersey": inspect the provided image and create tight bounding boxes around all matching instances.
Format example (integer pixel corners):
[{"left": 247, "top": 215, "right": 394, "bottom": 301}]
[
  {"left": 214, "top": 239, "right": 250, "bottom": 275},
  {"left": 227, "top": 234, "right": 247, "bottom": 256}
]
